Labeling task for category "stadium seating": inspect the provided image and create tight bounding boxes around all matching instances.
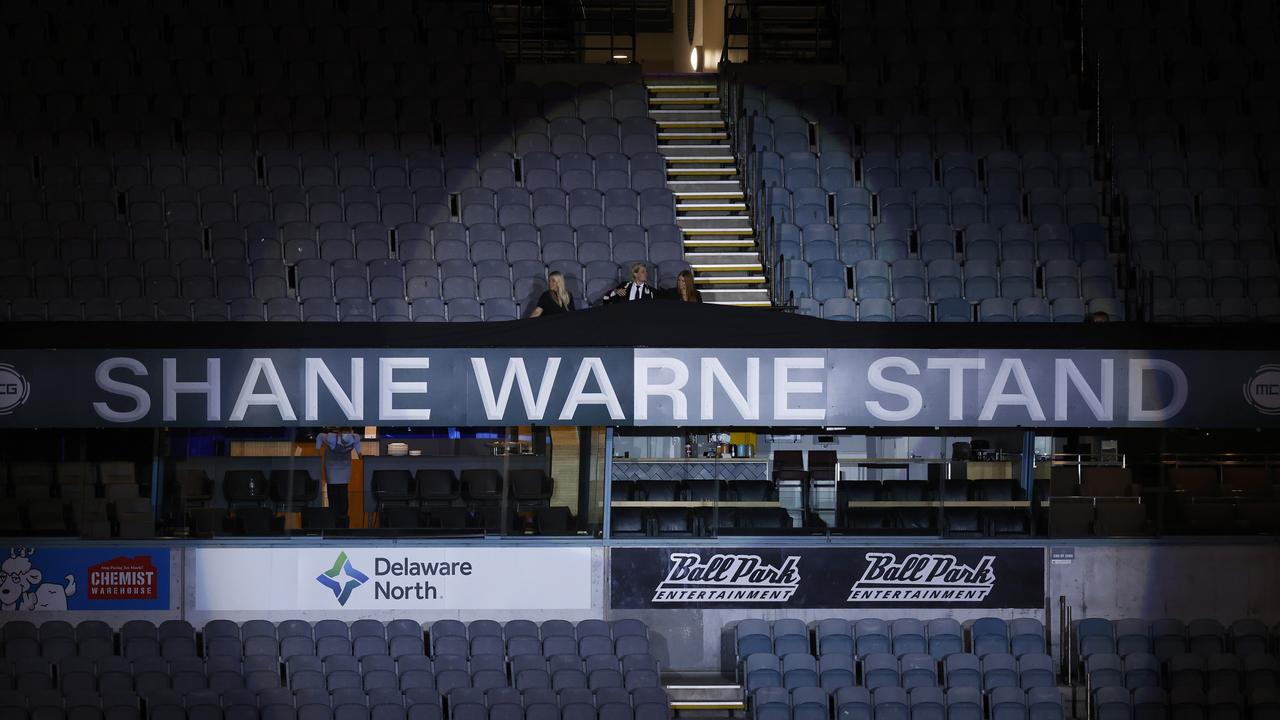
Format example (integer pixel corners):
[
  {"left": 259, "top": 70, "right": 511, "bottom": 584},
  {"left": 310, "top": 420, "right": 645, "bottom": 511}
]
[
  {"left": 1, "top": 461, "right": 147, "bottom": 537},
  {"left": 1075, "top": 614, "right": 1280, "bottom": 720},
  {"left": 0, "top": 619, "right": 666, "bottom": 720},
  {"left": 735, "top": 617, "right": 1065, "bottom": 720},
  {"left": 0, "top": 0, "right": 687, "bottom": 323}
]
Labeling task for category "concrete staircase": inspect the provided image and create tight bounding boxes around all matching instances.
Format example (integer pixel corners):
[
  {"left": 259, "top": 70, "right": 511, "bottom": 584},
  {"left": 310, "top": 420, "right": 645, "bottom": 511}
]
[
  {"left": 666, "top": 682, "right": 745, "bottom": 717},
  {"left": 646, "top": 74, "right": 770, "bottom": 307}
]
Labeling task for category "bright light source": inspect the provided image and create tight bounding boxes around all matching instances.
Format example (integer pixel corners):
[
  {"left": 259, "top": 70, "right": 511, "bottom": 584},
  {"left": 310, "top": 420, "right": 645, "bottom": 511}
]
[
  {"left": 613, "top": 54, "right": 628, "bottom": 60},
  {"left": 689, "top": 46, "right": 701, "bottom": 71}
]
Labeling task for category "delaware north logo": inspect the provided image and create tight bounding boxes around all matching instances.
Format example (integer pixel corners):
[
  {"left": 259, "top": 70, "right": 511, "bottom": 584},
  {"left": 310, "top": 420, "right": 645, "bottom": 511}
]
[
  {"left": 0, "top": 364, "right": 31, "bottom": 416},
  {"left": 653, "top": 553, "right": 801, "bottom": 602},
  {"left": 1244, "top": 365, "right": 1280, "bottom": 415},
  {"left": 848, "top": 552, "right": 996, "bottom": 602},
  {"left": 316, "top": 552, "right": 369, "bottom": 606}
]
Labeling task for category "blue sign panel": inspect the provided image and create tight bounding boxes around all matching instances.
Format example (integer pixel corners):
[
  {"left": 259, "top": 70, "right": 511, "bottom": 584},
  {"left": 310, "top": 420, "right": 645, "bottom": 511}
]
[{"left": 0, "top": 547, "right": 170, "bottom": 612}]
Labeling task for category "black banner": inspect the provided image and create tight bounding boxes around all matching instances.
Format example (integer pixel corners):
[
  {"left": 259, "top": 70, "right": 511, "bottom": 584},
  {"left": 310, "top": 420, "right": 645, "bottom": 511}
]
[{"left": 609, "top": 546, "right": 1045, "bottom": 609}]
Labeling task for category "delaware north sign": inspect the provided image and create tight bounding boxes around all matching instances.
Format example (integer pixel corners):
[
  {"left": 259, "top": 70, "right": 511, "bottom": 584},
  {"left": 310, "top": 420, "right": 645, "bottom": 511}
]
[{"left": 0, "top": 347, "right": 1276, "bottom": 427}]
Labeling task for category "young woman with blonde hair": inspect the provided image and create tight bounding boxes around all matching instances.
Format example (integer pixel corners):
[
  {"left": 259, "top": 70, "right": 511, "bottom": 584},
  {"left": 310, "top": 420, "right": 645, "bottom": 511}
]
[{"left": 530, "top": 270, "right": 576, "bottom": 317}]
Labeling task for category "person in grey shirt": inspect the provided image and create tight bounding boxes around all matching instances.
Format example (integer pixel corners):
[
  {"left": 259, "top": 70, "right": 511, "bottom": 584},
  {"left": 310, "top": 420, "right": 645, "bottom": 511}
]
[{"left": 316, "top": 427, "right": 361, "bottom": 527}]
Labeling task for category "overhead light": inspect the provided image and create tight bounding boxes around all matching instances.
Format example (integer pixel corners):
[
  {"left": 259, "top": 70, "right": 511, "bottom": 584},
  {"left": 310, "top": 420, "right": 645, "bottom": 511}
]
[
  {"left": 690, "top": 46, "right": 702, "bottom": 71},
  {"left": 613, "top": 54, "right": 628, "bottom": 60}
]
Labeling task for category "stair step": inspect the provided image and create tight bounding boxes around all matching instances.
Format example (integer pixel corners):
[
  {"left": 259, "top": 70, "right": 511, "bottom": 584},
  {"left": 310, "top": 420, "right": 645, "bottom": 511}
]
[
  {"left": 677, "top": 202, "right": 747, "bottom": 211},
  {"left": 666, "top": 167, "right": 739, "bottom": 175},
  {"left": 683, "top": 238, "right": 758, "bottom": 248},
  {"left": 676, "top": 215, "right": 751, "bottom": 223},
  {"left": 649, "top": 108, "right": 723, "bottom": 115},
  {"left": 699, "top": 288, "right": 770, "bottom": 296},
  {"left": 667, "top": 179, "right": 740, "bottom": 187},
  {"left": 678, "top": 218, "right": 752, "bottom": 231},
  {"left": 655, "top": 119, "right": 726, "bottom": 128},
  {"left": 650, "top": 97, "right": 721, "bottom": 105},
  {"left": 645, "top": 84, "right": 718, "bottom": 92},
  {"left": 672, "top": 191, "right": 745, "bottom": 200},
  {"left": 657, "top": 131, "right": 728, "bottom": 140},
  {"left": 658, "top": 145, "right": 734, "bottom": 157},
  {"left": 666, "top": 156, "right": 736, "bottom": 164},
  {"left": 692, "top": 265, "right": 764, "bottom": 274},
  {"left": 694, "top": 275, "right": 769, "bottom": 284},
  {"left": 683, "top": 227, "right": 755, "bottom": 236},
  {"left": 686, "top": 251, "right": 760, "bottom": 259}
]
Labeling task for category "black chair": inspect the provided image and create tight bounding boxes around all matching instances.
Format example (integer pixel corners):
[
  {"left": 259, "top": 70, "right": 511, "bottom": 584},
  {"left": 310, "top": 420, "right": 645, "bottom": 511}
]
[
  {"left": 425, "top": 506, "right": 470, "bottom": 530},
  {"left": 223, "top": 470, "right": 268, "bottom": 504},
  {"left": 731, "top": 507, "right": 793, "bottom": 532},
  {"left": 895, "top": 508, "right": 936, "bottom": 533},
  {"left": 883, "top": 480, "right": 930, "bottom": 501},
  {"left": 944, "top": 508, "right": 985, "bottom": 537},
  {"left": 268, "top": 470, "right": 318, "bottom": 507},
  {"left": 379, "top": 505, "right": 423, "bottom": 529},
  {"left": 461, "top": 469, "right": 504, "bottom": 505},
  {"left": 222, "top": 470, "right": 271, "bottom": 536},
  {"left": 534, "top": 507, "right": 576, "bottom": 535},
  {"left": 652, "top": 508, "right": 697, "bottom": 537},
  {"left": 610, "top": 480, "right": 637, "bottom": 500},
  {"left": 187, "top": 507, "right": 227, "bottom": 535},
  {"left": 509, "top": 469, "right": 553, "bottom": 509},
  {"left": 972, "top": 478, "right": 1019, "bottom": 501},
  {"left": 637, "top": 480, "right": 680, "bottom": 501},
  {"left": 176, "top": 469, "right": 213, "bottom": 508},
  {"left": 474, "top": 506, "right": 508, "bottom": 533},
  {"left": 301, "top": 507, "right": 336, "bottom": 531},
  {"left": 416, "top": 469, "right": 461, "bottom": 506},
  {"left": 808, "top": 450, "right": 838, "bottom": 482},
  {"left": 729, "top": 480, "right": 776, "bottom": 501},
  {"left": 370, "top": 470, "right": 417, "bottom": 507},
  {"left": 610, "top": 508, "right": 646, "bottom": 537},
  {"left": 773, "top": 450, "right": 805, "bottom": 477},
  {"left": 683, "top": 479, "right": 726, "bottom": 501},
  {"left": 1049, "top": 498, "right": 1095, "bottom": 537},
  {"left": 232, "top": 507, "right": 275, "bottom": 536}
]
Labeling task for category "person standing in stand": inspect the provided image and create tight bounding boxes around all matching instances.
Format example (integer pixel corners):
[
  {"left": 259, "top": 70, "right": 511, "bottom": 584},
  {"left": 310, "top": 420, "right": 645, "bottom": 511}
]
[
  {"left": 603, "top": 263, "right": 656, "bottom": 303},
  {"left": 316, "top": 427, "right": 361, "bottom": 528}
]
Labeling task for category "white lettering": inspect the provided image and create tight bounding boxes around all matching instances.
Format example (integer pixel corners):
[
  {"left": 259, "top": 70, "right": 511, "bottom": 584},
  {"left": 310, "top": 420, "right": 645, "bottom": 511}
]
[
  {"left": 1055, "top": 358, "right": 1113, "bottom": 421},
  {"left": 379, "top": 357, "right": 431, "bottom": 421},
  {"left": 93, "top": 357, "right": 151, "bottom": 423},
  {"left": 865, "top": 356, "right": 923, "bottom": 422},
  {"left": 1128, "top": 358, "right": 1188, "bottom": 421},
  {"left": 926, "top": 357, "right": 985, "bottom": 421},
  {"left": 559, "top": 357, "right": 625, "bottom": 420},
  {"left": 978, "top": 358, "right": 1046, "bottom": 422},
  {"left": 633, "top": 357, "right": 689, "bottom": 421},
  {"left": 773, "top": 356, "right": 826, "bottom": 421},
  {"left": 162, "top": 357, "right": 221, "bottom": 422},
  {"left": 304, "top": 357, "right": 364, "bottom": 421},
  {"left": 229, "top": 358, "right": 296, "bottom": 421},
  {"left": 471, "top": 357, "right": 561, "bottom": 421},
  {"left": 701, "top": 358, "right": 760, "bottom": 420}
]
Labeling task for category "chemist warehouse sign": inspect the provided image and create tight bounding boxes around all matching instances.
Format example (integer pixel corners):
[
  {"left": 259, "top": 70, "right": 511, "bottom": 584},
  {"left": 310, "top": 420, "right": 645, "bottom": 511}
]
[
  {"left": 0, "top": 347, "right": 1277, "bottom": 428},
  {"left": 189, "top": 547, "right": 593, "bottom": 611}
]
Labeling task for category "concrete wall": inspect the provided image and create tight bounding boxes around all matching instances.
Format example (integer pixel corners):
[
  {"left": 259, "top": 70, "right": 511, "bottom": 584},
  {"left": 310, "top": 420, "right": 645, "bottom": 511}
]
[{"left": 3, "top": 539, "right": 1276, "bottom": 675}]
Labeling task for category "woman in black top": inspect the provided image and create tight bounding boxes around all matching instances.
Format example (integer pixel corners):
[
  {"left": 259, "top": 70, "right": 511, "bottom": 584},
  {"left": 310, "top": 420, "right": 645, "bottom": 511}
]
[
  {"left": 675, "top": 269, "right": 703, "bottom": 303},
  {"left": 530, "top": 270, "right": 575, "bottom": 317}
]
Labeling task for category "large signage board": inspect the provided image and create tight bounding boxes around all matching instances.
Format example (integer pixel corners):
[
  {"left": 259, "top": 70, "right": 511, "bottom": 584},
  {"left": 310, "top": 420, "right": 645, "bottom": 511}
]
[
  {"left": 609, "top": 546, "right": 1045, "bottom": 609},
  {"left": 0, "top": 547, "right": 171, "bottom": 612},
  {"left": 0, "top": 348, "right": 1276, "bottom": 427},
  {"left": 190, "top": 547, "right": 593, "bottom": 611}
]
